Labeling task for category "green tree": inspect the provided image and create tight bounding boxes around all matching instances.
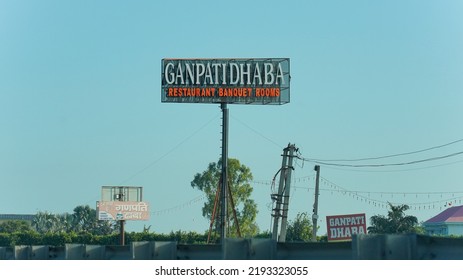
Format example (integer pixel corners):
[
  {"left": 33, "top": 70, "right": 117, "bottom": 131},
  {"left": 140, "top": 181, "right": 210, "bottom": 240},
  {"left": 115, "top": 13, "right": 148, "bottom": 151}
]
[
  {"left": 72, "top": 205, "right": 97, "bottom": 233},
  {"left": 191, "top": 158, "right": 258, "bottom": 238},
  {"left": 414, "top": 223, "right": 426, "bottom": 235},
  {"left": 71, "top": 205, "right": 117, "bottom": 235},
  {"left": 56, "top": 213, "right": 75, "bottom": 233},
  {"left": 0, "top": 220, "right": 32, "bottom": 233},
  {"left": 368, "top": 203, "right": 419, "bottom": 234},
  {"left": 32, "top": 206, "right": 117, "bottom": 235},
  {"left": 286, "top": 212, "right": 313, "bottom": 242},
  {"left": 32, "top": 211, "right": 58, "bottom": 234}
]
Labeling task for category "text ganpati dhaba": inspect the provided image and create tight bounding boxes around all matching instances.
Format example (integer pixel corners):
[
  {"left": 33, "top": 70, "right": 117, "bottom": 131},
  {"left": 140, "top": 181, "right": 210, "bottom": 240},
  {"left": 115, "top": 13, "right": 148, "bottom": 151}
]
[
  {"left": 163, "top": 61, "right": 287, "bottom": 86},
  {"left": 326, "top": 214, "right": 367, "bottom": 241}
]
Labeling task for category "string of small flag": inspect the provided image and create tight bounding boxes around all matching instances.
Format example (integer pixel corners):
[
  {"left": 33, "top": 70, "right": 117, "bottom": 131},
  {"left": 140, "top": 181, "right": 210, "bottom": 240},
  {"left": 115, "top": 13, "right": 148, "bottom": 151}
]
[
  {"left": 151, "top": 195, "right": 206, "bottom": 216},
  {"left": 319, "top": 176, "right": 463, "bottom": 210},
  {"left": 252, "top": 175, "right": 463, "bottom": 211},
  {"left": 150, "top": 174, "right": 463, "bottom": 216}
]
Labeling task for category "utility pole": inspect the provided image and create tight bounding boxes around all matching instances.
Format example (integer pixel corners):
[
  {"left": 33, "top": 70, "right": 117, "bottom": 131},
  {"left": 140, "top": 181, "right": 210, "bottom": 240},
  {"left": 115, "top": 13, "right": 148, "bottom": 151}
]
[
  {"left": 118, "top": 187, "right": 125, "bottom": 246},
  {"left": 271, "top": 147, "right": 289, "bottom": 241},
  {"left": 312, "top": 165, "right": 320, "bottom": 242},
  {"left": 278, "top": 145, "right": 296, "bottom": 242},
  {"left": 271, "top": 144, "right": 297, "bottom": 242}
]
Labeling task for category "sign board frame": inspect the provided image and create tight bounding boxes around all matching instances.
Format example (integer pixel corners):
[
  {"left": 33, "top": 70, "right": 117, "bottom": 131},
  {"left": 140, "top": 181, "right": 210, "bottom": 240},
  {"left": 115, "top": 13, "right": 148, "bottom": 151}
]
[
  {"left": 101, "top": 186, "right": 143, "bottom": 202},
  {"left": 326, "top": 213, "right": 367, "bottom": 242},
  {"left": 96, "top": 201, "right": 150, "bottom": 221},
  {"left": 161, "top": 58, "right": 290, "bottom": 105}
]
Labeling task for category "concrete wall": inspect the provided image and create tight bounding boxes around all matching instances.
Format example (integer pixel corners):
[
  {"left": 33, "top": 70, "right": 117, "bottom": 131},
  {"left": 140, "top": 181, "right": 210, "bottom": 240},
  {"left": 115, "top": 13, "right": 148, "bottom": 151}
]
[{"left": 2, "top": 235, "right": 463, "bottom": 260}]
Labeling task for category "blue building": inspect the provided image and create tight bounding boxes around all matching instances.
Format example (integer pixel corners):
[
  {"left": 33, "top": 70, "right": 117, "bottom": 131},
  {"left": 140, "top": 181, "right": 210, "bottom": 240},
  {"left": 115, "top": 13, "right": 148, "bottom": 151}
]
[{"left": 424, "top": 205, "right": 463, "bottom": 236}]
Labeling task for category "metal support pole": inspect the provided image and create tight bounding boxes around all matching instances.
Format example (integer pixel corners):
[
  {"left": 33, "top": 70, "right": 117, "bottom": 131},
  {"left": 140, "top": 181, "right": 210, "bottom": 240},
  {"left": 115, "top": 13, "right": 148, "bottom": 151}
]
[
  {"left": 118, "top": 187, "right": 125, "bottom": 246},
  {"left": 220, "top": 103, "right": 229, "bottom": 244},
  {"left": 120, "top": 220, "right": 125, "bottom": 246},
  {"left": 312, "top": 165, "right": 320, "bottom": 242}
]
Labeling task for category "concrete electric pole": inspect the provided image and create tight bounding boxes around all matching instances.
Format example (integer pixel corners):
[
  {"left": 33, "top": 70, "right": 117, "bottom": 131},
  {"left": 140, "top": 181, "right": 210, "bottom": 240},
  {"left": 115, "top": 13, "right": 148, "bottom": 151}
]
[
  {"left": 312, "top": 165, "right": 320, "bottom": 242},
  {"left": 271, "top": 144, "right": 297, "bottom": 242}
]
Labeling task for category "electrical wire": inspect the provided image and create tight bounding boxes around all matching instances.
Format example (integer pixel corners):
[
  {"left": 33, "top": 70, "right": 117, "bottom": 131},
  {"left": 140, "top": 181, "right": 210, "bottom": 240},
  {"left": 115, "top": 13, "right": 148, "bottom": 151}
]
[
  {"left": 225, "top": 115, "right": 463, "bottom": 170},
  {"left": 224, "top": 122, "right": 463, "bottom": 170},
  {"left": 320, "top": 159, "right": 463, "bottom": 173},
  {"left": 306, "top": 138, "right": 463, "bottom": 162},
  {"left": 300, "top": 151, "right": 463, "bottom": 168},
  {"left": 119, "top": 113, "right": 219, "bottom": 184},
  {"left": 231, "top": 115, "right": 283, "bottom": 150}
]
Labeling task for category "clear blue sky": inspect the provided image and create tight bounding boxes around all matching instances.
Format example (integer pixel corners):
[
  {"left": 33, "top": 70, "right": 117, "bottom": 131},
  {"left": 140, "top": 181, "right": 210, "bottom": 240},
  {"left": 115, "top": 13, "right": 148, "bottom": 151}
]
[{"left": 1, "top": 0, "right": 462, "bottom": 235}]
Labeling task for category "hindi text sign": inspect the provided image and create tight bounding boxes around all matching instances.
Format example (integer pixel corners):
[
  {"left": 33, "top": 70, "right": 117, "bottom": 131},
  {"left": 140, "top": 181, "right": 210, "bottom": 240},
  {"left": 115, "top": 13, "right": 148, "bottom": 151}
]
[{"left": 97, "top": 201, "right": 150, "bottom": 221}]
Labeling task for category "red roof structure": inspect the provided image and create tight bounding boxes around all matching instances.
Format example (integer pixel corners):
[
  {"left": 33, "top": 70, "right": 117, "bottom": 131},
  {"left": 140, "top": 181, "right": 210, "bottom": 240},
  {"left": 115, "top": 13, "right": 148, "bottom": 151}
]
[{"left": 425, "top": 205, "right": 463, "bottom": 223}]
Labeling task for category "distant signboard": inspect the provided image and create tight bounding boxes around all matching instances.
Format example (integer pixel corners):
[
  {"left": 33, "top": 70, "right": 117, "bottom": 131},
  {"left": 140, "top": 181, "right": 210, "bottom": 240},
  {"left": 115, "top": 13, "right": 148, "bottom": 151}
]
[
  {"left": 101, "top": 186, "right": 143, "bottom": 202},
  {"left": 97, "top": 201, "right": 149, "bottom": 221},
  {"left": 326, "top": 213, "right": 367, "bottom": 242},
  {"left": 161, "top": 58, "right": 290, "bottom": 105}
]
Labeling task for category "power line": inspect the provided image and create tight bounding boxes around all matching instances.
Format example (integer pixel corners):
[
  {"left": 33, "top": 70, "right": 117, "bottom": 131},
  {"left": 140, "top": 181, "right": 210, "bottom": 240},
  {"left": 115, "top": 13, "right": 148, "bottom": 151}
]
[
  {"left": 306, "top": 138, "right": 463, "bottom": 162},
  {"left": 320, "top": 159, "right": 463, "bottom": 173},
  {"left": 231, "top": 115, "right": 283, "bottom": 150},
  {"left": 300, "top": 151, "right": 463, "bottom": 168},
  {"left": 119, "top": 113, "right": 219, "bottom": 184}
]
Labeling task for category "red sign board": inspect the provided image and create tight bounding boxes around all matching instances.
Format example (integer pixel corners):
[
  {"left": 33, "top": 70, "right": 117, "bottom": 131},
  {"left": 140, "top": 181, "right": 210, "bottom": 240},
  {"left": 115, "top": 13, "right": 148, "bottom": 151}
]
[{"left": 326, "top": 213, "right": 367, "bottom": 242}]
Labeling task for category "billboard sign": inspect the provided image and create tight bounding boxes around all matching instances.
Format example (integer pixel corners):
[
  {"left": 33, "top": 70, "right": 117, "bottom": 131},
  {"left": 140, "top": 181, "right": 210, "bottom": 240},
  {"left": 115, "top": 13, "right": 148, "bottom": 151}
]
[
  {"left": 101, "top": 186, "right": 143, "bottom": 202},
  {"left": 97, "top": 201, "right": 150, "bottom": 221},
  {"left": 161, "top": 58, "right": 290, "bottom": 105},
  {"left": 326, "top": 213, "right": 367, "bottom": 242}
]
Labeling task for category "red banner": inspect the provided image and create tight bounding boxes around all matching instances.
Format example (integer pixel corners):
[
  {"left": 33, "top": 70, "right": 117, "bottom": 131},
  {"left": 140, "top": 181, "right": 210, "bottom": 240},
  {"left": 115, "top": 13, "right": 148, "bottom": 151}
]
[{"left": 326, "top": 213, "right": 367, "bottom": 242}]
